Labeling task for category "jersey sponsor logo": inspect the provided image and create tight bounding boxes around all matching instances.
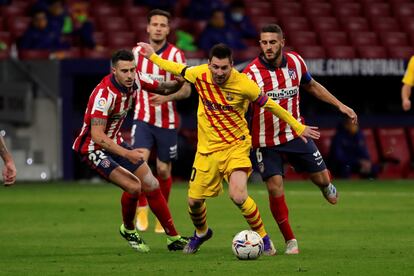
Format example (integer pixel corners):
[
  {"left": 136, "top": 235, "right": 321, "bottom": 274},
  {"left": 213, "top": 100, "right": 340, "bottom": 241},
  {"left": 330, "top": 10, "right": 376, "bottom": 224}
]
[
  {"left": 288, "top": 68, "right": 297, "bottom": 80},
  {"left": 203, "top": 99, "right": 234, "bottom": 111},
  {"left": 147, "top": 74, "right": 165, "bottom": 82},
  {"left": 96, "top": 98, "right": 107, "bottom": 111},
  {"left": 267, "top": 87, "right": 299, "bottom": 100}
]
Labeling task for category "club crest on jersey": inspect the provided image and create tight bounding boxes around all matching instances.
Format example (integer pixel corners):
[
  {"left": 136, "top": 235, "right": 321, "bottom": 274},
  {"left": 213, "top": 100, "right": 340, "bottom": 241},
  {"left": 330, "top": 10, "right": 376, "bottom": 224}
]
[
  {"left": 100, "top": 159, "right": 111, "bottom": 168},
  {"left": 288, "top": 69, "right": 297, "bottom": 80},
  {"left": 225, "top": 93, "right": 234, "bottom": 101}
]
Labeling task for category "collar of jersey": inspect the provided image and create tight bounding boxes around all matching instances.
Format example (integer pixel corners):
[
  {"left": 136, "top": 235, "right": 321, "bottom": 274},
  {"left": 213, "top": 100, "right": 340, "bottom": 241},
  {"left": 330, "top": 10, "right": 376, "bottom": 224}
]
[
  {"left": 258, "top": 52, "right": 287, "bottom": 71},
  {"left": 110, "top": 74, "right": 138, "bottom": 93},
  {"left": 156, "top": 42, "right": 169, "bottom": 55}
]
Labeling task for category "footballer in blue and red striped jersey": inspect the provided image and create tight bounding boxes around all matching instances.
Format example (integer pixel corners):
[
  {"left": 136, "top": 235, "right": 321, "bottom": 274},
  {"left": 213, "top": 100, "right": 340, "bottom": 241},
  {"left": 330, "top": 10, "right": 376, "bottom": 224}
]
[
  {"left": 73, "top": 71, "right": 158, "bottom": 156},
  {"left": 133, "top": 42, "right": 186, "bottom": 129},
  {"left": 243, "top": 24, "right": 357, "bottom": 255},
  {"left": 72, "top": 50, "right": 189, "bottom": 252},
  {"left": 131, "top": 9, "right": 191, "bottom": 233}
]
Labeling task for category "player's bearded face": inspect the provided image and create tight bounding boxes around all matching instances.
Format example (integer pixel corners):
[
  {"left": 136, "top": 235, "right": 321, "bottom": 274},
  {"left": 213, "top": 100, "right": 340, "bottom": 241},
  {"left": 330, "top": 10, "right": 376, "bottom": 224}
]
[
  {"left": 208, "top": 57, "right": 233, "bottom": 85},
  {"left": 147, "top": 15, "right": 170, "bottom": 44},
  {"left": 260, "top": 32, "right": 285, "bottom": 62},
  {"left": 112, "top": 60, "right": 136, "bottom": 88}
]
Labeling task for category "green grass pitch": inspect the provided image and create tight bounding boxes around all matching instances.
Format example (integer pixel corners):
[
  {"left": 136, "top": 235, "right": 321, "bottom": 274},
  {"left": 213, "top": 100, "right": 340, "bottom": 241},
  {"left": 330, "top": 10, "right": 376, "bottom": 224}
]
[{"left": 0, "top": 180, "right": 413, "bottom": 275}]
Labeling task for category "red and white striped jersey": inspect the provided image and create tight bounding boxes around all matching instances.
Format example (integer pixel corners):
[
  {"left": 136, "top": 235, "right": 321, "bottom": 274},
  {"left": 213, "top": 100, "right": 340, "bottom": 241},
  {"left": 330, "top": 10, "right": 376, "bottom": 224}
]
[
  {"left": 132, "top": 42, "right": 186, "bottom": 129},
  {"left": 243, "top": 51, "right": 312, "bottom": 148},
  {"left": 73, "top": 73, "right": 159, "bottom": 154}
]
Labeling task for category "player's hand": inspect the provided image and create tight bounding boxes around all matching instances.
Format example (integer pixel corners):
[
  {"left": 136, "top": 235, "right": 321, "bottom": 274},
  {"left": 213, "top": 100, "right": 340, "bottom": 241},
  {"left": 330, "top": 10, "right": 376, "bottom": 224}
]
[
  {"left": 402, "top": 99, "right": 411, "bottom": 111},
  {"left": 339, "top": 104, "right": 358, "bottom": 124},
  {"left": 136, "top": 42, "right": 155, "bottom": 58},
  {"left": 3, "top": 161, "right": 16, "bottom": 186},
  {"left": 299, "top": 126, "right": 320, "bottom": 143},
  {"left": 125, "top": 149, "right": 145, "bottom": 164},
  {"left": 149, "top": 94, "right": 170, "bottom": 106}
]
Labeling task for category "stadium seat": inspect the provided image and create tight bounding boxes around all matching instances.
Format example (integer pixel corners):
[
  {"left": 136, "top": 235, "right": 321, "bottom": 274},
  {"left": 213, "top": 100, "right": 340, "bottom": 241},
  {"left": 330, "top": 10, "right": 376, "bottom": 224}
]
[
  {"left": 287, "top": 31, "right": 318, "bottom": 48},
  {"left": 393, "top": 3, "right": 414, "bottom": 17},
  {"left": 251, "top": 17, "right": 278, "bottom": 33},
  {"left": 334, "top": 3, "right": 363, "bottom": 18},
  {"left": 274, "top": 3, "right": 302, "bottom": 18},
  {"left": 364, "top": 3, "right": 392, "bottom": 17},
  {"left": 380, "top": 32, "right": 409, "bottom": 47},
  {"left": 247, "top": 3, "right": 273, "bottom": 17},
  {"left": 281, "top": 17, "right": 311, "bottom": 34},
  {"left": 376, "top": 127, "right": 411, "bottom": 178},
  {"left": 18, "top": 50, "right": 51, "bottom": 60},
  {"left": 371, "top": 17, "right": 401, "bottom": 33},
  {"left": 311, "top": 17, "right": 341, "bottom": 33},
  {"left": 92, "top": 5, "right": 121, "bottom": 17},
  {"left": 357, "top": 46, "right": 388, "bottom": 59},
  {"left": 233, "top": 47, "right": 260, "bottom": 62},
  {"left": 350, "top": 32, "right": 379, "bottom": 46},
  {"left": 0, "top": 32, "right": 11, "bottom": 47},
  {"left": 314, "top": 128, "right": 336, "bottom": 159},
  {"left": 0, "top": 5, "right": 27, "bottom": 18},
  {"left": 107, "top": 32, "right": 136, "bottom": 50},
  {"left": 407, "top": 128, "right": 414, "bottom": 178},
  {"left": 93, "top": 32, "right": 107, "bottom": 47},
  {"left": 295, "top": 46, "right": 326, "bottom": 59},
  {"left": 123, "top": 6, "right": 149, "bottom": 18},
  {"left": 399, "top": 16, "right": 414, "bottom": 35},
  {"left": 7, "top": 17, "right": 31, "bottom": 40},
  {"left": 319, "top": 32, "right": 349, "bottom": 47},
  {"left": 305, "top": 3, "right": 333, "bottom": 17},
  {"left": 342, "top": 17, "right": 370, "bottom": 33},
  {"left": 98, "top": 17, "right": 130, "bottom": 32},
  {"left": 326, "top": 46, "right": 357, "bottom": 59},
  {"left": 388, "top": 46, "right": 414, "bottom": 59}
]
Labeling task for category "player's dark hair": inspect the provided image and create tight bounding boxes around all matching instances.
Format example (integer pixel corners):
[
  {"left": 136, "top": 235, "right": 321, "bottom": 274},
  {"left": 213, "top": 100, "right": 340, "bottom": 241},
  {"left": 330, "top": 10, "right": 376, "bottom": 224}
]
[
  {"left": 209, "top": 43, "right": 233, "bottom": 62},
  {"left": 111, "top": 49, "right": 134, "bottom": 66},
  {"left": 261, "top": 24, "right": 284, "bottom": 38},
  {"left": 147, "top": 9, "right": 171, "bottom": 23}
]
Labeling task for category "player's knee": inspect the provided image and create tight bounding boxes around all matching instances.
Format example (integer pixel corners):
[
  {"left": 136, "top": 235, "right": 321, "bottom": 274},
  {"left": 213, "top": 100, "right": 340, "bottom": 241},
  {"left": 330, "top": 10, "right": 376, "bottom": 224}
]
[
  {"left": 141, "top": 172, "right": 159, "bottom": 192},
  {"left": 156, "top": 163, "right": 170, "bottom": 178},
  {"left": 125, "top": 183, "right": 141, "bottom": 195},
  {"left": 188, "top": 198, "right": 203, "bottom": 208},
  {"left": 230, "top": 194, "right": 247, "bottom": 205}
]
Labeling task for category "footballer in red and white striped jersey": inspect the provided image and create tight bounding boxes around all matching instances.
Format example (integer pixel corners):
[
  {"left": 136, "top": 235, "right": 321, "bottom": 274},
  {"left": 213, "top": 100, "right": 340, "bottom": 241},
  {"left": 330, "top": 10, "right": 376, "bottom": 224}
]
[
  {"left": 243, "top": 51, "right": 311, "bottom": 148},
  {"left": 132, "top": 43, "right": 186, "bottom": 129},
  {"left": 73, "top": 72, "right": 159, "bottom": 154}
]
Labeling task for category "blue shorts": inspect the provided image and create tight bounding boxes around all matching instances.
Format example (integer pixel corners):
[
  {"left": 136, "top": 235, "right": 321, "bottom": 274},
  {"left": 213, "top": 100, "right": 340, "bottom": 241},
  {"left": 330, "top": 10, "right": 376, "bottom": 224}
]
[
  {"left": 132, "top": 120, "right": 178, "bottom": 162},
  {"left": 251, "top": 138, "right": 327, "bottom": 181},
  {"left": 79, "top": 142, "right": 144, "bottom": 180}
]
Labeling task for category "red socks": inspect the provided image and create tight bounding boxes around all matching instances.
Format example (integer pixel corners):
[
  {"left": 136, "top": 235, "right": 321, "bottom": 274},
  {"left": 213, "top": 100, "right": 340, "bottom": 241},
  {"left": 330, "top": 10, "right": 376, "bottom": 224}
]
[
  {"left": 158, "top": 176, "right": 172, "bottom": 202},
  {"left": 145, "top": 188, "right": 178, "bottom": 236},
  {"left": 269, "top": 194, "right": 295, "bottom": 242},
  {"left": 121, "top": 192, "right": 138, "bottom": 230},
  {"left": 136, "top": 176, "right": 172, "bottom": 207}
]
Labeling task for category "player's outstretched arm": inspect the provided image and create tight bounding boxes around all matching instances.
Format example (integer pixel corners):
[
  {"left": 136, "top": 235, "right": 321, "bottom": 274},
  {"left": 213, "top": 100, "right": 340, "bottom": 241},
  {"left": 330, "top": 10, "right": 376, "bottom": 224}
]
[
  {"left": 302, "top": 79, "right": 358, "bottom": 124},
  {"left": 258, "top": 96, "right": 320, "bottom": 142},
  {"left": 137, "top": 42, "right": 187, "bottom": 77},
  {"left": 90, "top": 118, "right": 143, "bottom": 164},
  {"left": 0, "top": 136, "right": 16, "bottom": 186},
  {"left": 150, "top": 82, "right": 191, "bottom": 106}
]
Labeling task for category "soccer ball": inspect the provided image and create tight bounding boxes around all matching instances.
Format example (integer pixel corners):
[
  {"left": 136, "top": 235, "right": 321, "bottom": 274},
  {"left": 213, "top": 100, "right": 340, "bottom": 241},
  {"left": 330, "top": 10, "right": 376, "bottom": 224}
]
[{"left": 232, "top": 230, "right": 264, "bottom": 260}]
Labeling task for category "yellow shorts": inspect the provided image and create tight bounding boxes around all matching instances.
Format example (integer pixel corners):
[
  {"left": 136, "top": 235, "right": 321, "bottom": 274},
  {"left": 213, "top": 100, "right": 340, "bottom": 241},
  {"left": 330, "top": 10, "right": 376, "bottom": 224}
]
[{"left": 188, "top": 140, "right": 252, "bottom": 199}]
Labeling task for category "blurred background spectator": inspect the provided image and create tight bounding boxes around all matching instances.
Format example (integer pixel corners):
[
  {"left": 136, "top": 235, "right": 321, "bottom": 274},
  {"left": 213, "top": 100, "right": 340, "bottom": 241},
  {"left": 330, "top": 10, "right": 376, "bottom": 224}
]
[
  {"left": 329, "top": 118, "right": 378, "bottom": 179},
  {"left": 19, "top": 7, "right": 69, "bottom": 50},
  {"left": 198, "top": 8, "right": 246, "bottom": 53},
  {"left": 225, "top": 0, "right": 257, "bottom": 40},
  {"left": 183, "top": 0, "right": 224, "bottom": 21}
]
